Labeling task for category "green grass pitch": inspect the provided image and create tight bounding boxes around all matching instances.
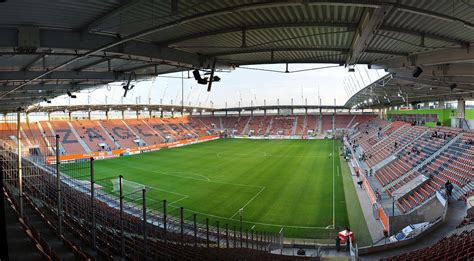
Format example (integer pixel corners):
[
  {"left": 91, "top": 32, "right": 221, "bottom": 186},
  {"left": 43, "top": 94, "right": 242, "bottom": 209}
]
[{"left": 89, "top": 139, "right": 350, "bottom": 239}]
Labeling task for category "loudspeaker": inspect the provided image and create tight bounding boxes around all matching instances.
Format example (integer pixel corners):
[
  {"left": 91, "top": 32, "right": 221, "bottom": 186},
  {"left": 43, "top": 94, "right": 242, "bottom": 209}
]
[{"left": 412, "top": 67, "right": 423, "bottom": 78}]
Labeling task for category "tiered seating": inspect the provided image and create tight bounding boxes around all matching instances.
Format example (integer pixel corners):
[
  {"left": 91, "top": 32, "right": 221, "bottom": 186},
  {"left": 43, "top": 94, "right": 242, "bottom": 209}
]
[
  {"left": 320, "top": 115, "right": 332, "bottom": 132},
  {"left": 196, "top": 116, "right": 220, "bottom": 129},
  {"left": 375, "top": 159, "right": 413, "bottom": 188},
  {"left": 49, "top": 120, "right": 86, "bottom": 154},
  {"left": 258, "top": 116, "right": 272, "bottom": 135},
  {"left": 24, "top": 122, "right": 51, "bottom": 155},
  {"left": 221, "top": 116, "right": 240, "bottom": 131},
  {"left": 71, "top": 120, "right": 117, "bottom": 151},
  {"left": 295, "top": 115, "right": 305, "bottom": 135},
  {"left": 100, "top": 119, "right": 138, "bottom": 149},
  {"left": 349, "top": 118, "right": 390, "bottom": 150},
  {"left": 378, "top": 131, "right": 453, "bottom": 193},
  {"left": 270, "top": 117, "right": 295, "bottom": 135},
  {"left": 233, "top": 116, "right": 250, "bottom": 134},
  {"left": 350, "top": 114, "right": 376, "bottom": 128},
  {"left": 143, "top": 118, "right": 176, "bottom": 142},
  {"left": 418, "top": 133, "right": 473, "bottom": 195},
  {"left": 187, "top": 117, "right": 211, "bottom": 136},
  {"left": 396, "top": 179, "right": 440, "bottom": 213},
  {"left": 334, "top": 115, "right": 352, "bottom": 129},
  {"left": 125, "top": 119, "right": 162, "bottom": 145},
  {"left": 160, "top": 117, "right": 194, "bottom": 139},
  {"left": 247, "top": 116, "right": 260, "bottom": 135},
  {"left": 364, "top": 125, "right": 426, "bottom": 167},
  {"left": 384, "top": 227, "right": 473, "bottom": 260},
  {"left": 304, "top": 115, "right": 317, "bottom": 135}
]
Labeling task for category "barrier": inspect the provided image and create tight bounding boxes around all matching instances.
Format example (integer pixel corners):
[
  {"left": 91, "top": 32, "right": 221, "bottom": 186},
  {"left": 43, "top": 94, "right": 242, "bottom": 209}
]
[{"left": 46, "top": 135, "right": 219, "bottom": 163}]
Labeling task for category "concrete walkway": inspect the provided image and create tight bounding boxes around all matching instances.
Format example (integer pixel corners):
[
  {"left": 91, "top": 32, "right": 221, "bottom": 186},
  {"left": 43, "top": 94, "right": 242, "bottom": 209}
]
[{"left": 347, "top": 159, "right": 386, "bottom": 244}]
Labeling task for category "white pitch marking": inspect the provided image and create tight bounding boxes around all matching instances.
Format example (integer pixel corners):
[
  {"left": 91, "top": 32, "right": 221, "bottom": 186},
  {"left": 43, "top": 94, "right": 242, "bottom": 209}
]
[{"left": 229, "top": 186, "right": 266, "bottom": 219}]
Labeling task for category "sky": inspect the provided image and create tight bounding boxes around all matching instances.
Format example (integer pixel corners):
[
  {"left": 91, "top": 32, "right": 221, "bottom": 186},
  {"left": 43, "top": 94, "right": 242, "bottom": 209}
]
[{"left": 47, "top": 64, "right": 386, "bottom": 108}]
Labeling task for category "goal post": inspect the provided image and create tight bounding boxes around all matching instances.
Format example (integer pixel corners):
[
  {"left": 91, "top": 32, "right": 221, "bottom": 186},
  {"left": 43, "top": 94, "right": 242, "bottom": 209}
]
[{"left": 111, "top": 177, "right": 146, "bottom": 200}]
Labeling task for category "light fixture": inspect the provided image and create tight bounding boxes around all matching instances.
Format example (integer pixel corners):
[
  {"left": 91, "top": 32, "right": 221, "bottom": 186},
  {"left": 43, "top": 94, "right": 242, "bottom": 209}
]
[{"left": 67, "top": 91, "right": 77, "bottom": 98}]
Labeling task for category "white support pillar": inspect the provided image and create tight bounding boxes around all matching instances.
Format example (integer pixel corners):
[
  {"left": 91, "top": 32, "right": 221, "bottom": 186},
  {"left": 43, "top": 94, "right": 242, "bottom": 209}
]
[{"left": 456, "top": 99, "right": 466, "bottom": 129}]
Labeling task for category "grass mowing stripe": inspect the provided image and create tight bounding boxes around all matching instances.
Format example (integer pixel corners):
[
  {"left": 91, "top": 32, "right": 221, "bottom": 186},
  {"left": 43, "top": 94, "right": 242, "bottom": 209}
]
[
  {"left": 81, "top": 139, "right": 350, "bottom": 239},
  {"left": 339, "top": 155, "right": 372, "bottom": 246}
]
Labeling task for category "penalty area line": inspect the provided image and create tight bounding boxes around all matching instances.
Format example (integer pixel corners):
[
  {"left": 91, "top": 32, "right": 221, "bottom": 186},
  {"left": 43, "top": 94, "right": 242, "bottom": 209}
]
[{"left": 229, "top": 186, "right": 266, "bottom": 219}]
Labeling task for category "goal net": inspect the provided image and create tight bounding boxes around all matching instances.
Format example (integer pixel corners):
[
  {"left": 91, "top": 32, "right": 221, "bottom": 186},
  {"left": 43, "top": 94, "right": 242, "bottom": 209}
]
[{"left": 111, "top": 177, "right": 146, "bottom": 201}]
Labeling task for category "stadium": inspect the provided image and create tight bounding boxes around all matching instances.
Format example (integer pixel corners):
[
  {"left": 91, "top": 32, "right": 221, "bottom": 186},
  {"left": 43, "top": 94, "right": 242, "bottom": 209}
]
[{"left": 0, "top": 1, "right": 473, "bottom": 260}]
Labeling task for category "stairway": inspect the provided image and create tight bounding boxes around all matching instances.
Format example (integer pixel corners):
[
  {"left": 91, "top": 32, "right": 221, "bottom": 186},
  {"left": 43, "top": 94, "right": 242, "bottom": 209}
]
[
  {"left": 266, "top": 117, "right": 273, "bottom": 135},
  {"left": 4, "top": 199, "right": 43, "bottom": 261},
  {"left": 241, "top": 116, "right": 252, "bottom": 135},
  {"left": 383, "top": 132, "right": 463, "bottom": 191},
  {"left": 96, "top": 121, "right": 121, "bottom": 148},
  {"left": 346, "top": 115, "right": 356, "bottom": 128},
  {"left": 67, "top": 122, "right": 91, "bottom": 153},
  {"left": 291, "top": 117, "right": 298, "bottom": 135}
]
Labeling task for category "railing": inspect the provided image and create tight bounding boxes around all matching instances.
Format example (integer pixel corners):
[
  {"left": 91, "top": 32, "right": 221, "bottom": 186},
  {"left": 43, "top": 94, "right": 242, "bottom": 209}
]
[{"left": 1, "top": 136, "right": 283, "bottom": 259}]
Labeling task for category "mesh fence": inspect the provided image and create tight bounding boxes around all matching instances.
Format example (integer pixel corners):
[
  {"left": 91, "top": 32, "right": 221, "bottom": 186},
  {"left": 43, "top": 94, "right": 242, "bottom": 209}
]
[{"left": 0, "top": 114, "right": 287, "bottom": 259}]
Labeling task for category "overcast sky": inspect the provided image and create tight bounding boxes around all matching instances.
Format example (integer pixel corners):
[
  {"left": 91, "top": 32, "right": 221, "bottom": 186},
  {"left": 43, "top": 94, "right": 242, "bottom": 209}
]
[{"left": 47, "top": 64, "right": 386, "bottom": 108}]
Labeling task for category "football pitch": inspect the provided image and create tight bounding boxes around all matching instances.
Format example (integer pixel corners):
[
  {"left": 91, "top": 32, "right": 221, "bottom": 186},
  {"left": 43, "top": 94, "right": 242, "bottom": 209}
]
[{"left": 90, "top": 139, "right": 350, "bottom": 239}]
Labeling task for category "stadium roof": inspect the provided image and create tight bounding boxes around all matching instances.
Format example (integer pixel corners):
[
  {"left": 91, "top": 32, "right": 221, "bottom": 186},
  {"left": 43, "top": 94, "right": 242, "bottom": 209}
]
[{"left": 1, "top": 0, "right": 474, "bottom": 112}]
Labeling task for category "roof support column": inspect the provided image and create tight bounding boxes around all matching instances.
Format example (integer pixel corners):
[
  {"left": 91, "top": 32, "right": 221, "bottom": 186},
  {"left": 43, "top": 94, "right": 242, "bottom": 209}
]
[
  {"left": 455, "top": 99, "right": 466, "bottom": 129},
  {"left": 121, "top": 110, "right": 125, "bottom": 120},
  {"left": 105, "top": 110, "right": 109, "bottom": 120}
]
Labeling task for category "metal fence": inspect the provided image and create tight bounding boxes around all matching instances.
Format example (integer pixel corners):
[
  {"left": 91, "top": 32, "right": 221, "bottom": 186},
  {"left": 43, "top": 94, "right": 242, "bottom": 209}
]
[{"left": 1, "top": 115, "right": 284, "bottom": 259}]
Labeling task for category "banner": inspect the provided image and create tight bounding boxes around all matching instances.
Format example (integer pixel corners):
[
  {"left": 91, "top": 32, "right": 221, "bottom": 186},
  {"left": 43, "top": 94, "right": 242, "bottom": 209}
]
[{"left": 46, "top": 135, "right": 219, "bottom": 164}]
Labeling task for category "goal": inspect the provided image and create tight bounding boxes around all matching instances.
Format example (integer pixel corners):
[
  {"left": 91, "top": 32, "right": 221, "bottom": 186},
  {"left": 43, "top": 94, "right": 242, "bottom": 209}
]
[{"left": 111, "top": 177, "right": 146, "bottom": 200}]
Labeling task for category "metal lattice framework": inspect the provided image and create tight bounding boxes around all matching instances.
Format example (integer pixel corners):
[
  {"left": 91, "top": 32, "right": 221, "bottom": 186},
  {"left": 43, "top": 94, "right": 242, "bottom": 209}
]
[{"left": 1, "top": 0, "right": 474, "bottom": 111}]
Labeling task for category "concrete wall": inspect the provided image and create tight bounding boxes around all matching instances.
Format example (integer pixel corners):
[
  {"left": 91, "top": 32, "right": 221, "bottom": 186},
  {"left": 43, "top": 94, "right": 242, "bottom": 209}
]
[{"left": 389, "top": 196, "right": 445, "bottom": 234}]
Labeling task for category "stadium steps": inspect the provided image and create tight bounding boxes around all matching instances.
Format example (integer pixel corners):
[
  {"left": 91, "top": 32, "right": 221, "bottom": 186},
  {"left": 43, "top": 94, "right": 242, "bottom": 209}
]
[
  {"left": 219, "top": 117, "right": 223, "bottom": 129},
  {"left": 291, "top": 116, "right": 297, "bottom": 135},
  {"left": 241, "top": 116, "right": 252, "bottom": 135},
  {"left": 20, "top": 127, "right": 33, "bottom": 147},
  {"left": 39, "top": 122, "right": 66, "bottom": 154},
  {"left": 21, "top": 201, "right": 78, "bottom": 260},
  {"left": 346, "top": 115, "right": 356, "bottom": 128},
  {"left": 301, "top": 115, "right": 307, "bottom": 134},
  {"left": 266, "top": 116, "right": 273, "bottom": 135},
  {"left": 453, "top": 181, "right": 473, "bottom": 199},
  {"left": 141, "top": 119, "right": 165, "bottom": 141},
  {"left": 96, "top": 121, "right": 122, "bottom": 148},
  {"left": 317, "top": 114, "right": 322, "bottom": 133},
  {"left": 373, "top": 129, "right": 428, "bottom": 172},
  {"left": 383, "top": 132, "right": 463, "bottom": 191},
  {"left": 4, "top": 198, "right": 44, "bottom": 261},
  {"left": 67, "top": 121, "right": 92, "bottom": 153},
  {"left": 120, "top": 119, "right": 142, "bottom": 141}
]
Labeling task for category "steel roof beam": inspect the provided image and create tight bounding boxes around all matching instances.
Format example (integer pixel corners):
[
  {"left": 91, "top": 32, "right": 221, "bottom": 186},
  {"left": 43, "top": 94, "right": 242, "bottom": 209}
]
[
  {"left": 0, "top": 84, "right": 99, "bottom": 92},
  {"left": 393, "top": 75, "right": 474, "bottom": 91},
  {"left": 21, "top": 54, "right": 45, "bottom": 71},
  {"left": 158, "top": 22, "right": 358, "bottom": 46},
  {"left": 378, "top": 26, "right": 468, "bottom": 47},
  {"left": 211, "top": 47, "right": 404, "bottom": 60},
  {"left": 80, "top": 0, "right": 145, "bottom": 33},
  {"left": 73, "top": 56, "right": 121, "bottom": 71},
  {"left": 0, "top": 71, "right": 125, "bottom": 81},
  {"left": 208, "top": 47, "right": 348, "bottom": 58},
  {"left": 0, "top": 28, "right": 201, "bottom": 67},
  {"left": 371, "top": 46, "right": 474, "bottom": 69},
  {"left": 346, "top": 5, "right": 391, "bottom": 66},
  {"left": 389, "top": 64, "right": 474, "bottom": 77}
]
